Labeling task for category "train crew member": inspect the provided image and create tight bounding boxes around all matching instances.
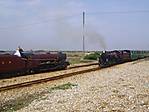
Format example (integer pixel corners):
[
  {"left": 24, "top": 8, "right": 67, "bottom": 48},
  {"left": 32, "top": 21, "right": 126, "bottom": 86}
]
[{"left": 14, "top": 46, "right": 24, "bottom": 57}]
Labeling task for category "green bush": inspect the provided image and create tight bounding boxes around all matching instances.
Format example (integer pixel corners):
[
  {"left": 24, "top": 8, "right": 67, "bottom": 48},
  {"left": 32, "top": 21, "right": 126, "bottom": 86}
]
[{"left": 83, "top": 52, "right": 101, "bottom": 60}]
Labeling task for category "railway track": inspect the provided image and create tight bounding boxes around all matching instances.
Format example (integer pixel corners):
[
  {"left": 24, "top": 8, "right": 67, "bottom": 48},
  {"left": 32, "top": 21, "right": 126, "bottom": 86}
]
[
  {"left": 0, "top": 62, "right": 99, "bottom": 92},
  {"left": 68, "top": 61, "right": 98, "bottom": 69}
]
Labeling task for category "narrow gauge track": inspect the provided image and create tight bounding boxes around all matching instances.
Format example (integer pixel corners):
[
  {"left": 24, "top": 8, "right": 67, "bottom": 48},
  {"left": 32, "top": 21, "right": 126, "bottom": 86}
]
[
  {"left": 0, "top": 62, "right": 99, "bottom": 92},
  {"left": 68, "top": 61, "right": 98, "bottom": 69}
]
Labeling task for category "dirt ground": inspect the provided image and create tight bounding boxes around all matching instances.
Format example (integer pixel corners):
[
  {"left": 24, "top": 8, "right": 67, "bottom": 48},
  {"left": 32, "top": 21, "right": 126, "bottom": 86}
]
[{"left": 12, "top": 58, "right": 149, "bottom": 112}]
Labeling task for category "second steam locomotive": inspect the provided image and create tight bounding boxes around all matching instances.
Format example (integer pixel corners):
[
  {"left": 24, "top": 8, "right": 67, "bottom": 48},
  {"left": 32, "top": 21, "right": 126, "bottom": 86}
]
[{"left": 99, "top": 50, "right": 149, "bottom": 67}]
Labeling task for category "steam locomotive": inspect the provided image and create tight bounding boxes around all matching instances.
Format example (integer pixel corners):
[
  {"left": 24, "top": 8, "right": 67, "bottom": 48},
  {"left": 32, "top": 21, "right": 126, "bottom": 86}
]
[
  {"left": 99, "top": 50, "right": 149, "bottom": 67},
  {"left": 0, "top": 48, "right": 69, "bottom": 77}
]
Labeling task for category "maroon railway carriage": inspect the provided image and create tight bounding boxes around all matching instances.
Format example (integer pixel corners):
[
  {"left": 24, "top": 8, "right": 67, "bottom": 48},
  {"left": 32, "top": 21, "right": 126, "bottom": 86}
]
[{"left": 0, "top": 51, "right": 69, "bottom": 75}]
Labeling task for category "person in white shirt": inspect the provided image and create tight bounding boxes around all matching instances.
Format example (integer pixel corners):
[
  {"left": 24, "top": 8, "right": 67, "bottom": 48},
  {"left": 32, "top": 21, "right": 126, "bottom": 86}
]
[{"left": 14, "top": 46, "right": 24, "bottom": 57}]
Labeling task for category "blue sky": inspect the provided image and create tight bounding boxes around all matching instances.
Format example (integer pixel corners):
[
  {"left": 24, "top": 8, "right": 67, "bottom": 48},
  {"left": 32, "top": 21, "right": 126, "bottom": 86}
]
[{"left": 0, "top": 0, "right": 149, "bottom": 51}]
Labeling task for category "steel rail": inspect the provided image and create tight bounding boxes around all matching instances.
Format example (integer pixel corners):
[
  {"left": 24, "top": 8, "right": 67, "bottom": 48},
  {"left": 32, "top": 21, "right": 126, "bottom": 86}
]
[{"left": 68, "top": 62, "right": 98, "bottom": 69}]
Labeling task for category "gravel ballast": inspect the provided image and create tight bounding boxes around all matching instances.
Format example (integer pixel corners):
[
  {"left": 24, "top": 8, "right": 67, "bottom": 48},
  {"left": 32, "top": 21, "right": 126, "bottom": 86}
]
[{"left": 1, "top": 59, "right": 149, "bottom": 112}]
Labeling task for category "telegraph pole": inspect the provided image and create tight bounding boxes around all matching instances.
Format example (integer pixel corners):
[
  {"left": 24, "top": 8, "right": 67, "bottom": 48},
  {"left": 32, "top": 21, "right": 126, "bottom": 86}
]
[{"left": 83, "top": 11, "right": 85, "bottom": 52}]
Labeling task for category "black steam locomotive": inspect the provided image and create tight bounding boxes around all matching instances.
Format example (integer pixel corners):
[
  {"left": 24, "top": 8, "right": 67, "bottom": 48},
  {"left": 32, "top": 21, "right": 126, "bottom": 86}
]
[{"left": 99, "top": 50, "right": 149, "bottom": 67}]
